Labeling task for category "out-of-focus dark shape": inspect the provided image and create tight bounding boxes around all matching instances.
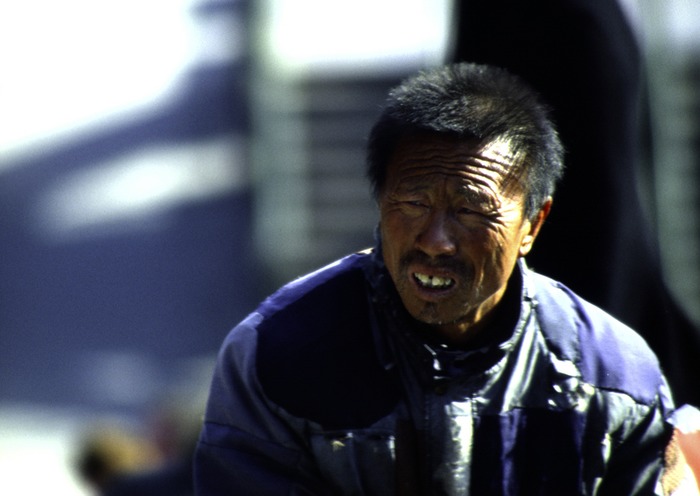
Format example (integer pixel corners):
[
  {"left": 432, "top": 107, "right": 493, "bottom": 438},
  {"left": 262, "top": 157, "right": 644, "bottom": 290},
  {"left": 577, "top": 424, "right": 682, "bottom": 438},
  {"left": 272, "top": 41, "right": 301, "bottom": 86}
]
[{"left": 453, "top": 0, "right": 700, "bottom": 406}]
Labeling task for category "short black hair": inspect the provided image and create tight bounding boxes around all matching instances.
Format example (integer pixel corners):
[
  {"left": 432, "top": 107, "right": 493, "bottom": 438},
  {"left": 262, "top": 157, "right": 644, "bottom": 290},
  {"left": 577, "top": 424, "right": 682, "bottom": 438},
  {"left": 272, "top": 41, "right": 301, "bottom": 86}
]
[{"left": 366, "top": 62, "right": 564, "bottom": 220}]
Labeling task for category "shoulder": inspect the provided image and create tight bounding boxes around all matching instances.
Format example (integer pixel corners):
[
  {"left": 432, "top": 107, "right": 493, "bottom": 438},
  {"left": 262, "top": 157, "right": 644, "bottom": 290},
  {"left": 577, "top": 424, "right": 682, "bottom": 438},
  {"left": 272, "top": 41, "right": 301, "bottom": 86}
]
[
  {"left": 228, "top": 251, "right": 399, "bottom": 429},
  {"left": 529, "top": 270, "right": 666, "bottom": 405},
  {"left": 215, "top": 252, "right": 371, "bottom": 373},
  {"left": 255, "top": 252, "right": 376, "bottom": 388},
  {"left": 256, "top": 251, "right": 371, "bottom": 326}
]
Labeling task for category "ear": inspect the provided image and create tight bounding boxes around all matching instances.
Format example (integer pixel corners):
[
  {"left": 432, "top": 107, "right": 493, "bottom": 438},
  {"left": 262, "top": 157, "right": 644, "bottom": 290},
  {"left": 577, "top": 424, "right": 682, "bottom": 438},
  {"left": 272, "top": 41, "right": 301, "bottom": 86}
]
[{"left": 519, "top": 197, "right": 552, "bottom": 257}]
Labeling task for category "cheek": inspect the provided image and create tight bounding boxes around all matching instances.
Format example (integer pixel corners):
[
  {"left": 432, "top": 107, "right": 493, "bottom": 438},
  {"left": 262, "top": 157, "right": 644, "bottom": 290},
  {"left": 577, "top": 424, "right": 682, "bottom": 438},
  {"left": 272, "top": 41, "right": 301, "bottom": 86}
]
[
  {"left": 460, "top": 224, "right": 500, "bottom": 253},
  {"left": 381, "top": 210, "right": 413, "bottom": 245},
  {"left": 488, "top": 226, "right": 528, "bottom": 268},
  {"left": 379, "top": 219, "right": 401, "bottom": 263},
  {"left": 466, "top": 226, "right": 513, "bottom": 268}
]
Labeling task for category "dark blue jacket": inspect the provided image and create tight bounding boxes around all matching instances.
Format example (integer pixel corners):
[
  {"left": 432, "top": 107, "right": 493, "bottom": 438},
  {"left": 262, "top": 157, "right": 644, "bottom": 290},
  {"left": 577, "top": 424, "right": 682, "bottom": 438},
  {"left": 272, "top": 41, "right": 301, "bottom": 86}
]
[{"left": 195, "top": 251, "right": 674, "bottom": 495}]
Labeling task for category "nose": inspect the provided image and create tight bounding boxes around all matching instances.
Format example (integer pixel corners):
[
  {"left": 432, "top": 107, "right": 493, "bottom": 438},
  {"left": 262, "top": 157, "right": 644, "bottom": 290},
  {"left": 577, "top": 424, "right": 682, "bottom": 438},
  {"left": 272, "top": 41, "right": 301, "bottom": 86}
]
[{"left": 415, "top": 211, "right": 457, "bottom": 257}]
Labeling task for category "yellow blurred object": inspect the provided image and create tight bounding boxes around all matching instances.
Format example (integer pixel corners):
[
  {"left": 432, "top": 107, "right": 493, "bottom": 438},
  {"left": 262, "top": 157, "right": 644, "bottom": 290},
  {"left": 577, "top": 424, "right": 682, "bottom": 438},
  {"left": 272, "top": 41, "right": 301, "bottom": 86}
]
[{"left": 74, "top": 426, "right": 162, "bottom": 491}]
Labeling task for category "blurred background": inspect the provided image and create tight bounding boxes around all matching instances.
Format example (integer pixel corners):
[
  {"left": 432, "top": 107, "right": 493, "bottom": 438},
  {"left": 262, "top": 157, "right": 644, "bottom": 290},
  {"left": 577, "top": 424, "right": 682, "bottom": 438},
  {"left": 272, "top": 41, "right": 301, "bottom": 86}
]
[{"left": 0, "top": 0, "right": 698, "bottom": 493}]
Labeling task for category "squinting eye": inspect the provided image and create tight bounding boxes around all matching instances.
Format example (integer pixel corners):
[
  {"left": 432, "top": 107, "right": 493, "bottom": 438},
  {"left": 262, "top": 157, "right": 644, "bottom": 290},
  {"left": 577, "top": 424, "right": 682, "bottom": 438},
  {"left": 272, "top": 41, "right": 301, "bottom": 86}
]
[
  {"left": 399, "top": 200, "right": 429, "bottom": 215},
  {"left": 400, "top": 200, "right": 427, "bottom": 209}
]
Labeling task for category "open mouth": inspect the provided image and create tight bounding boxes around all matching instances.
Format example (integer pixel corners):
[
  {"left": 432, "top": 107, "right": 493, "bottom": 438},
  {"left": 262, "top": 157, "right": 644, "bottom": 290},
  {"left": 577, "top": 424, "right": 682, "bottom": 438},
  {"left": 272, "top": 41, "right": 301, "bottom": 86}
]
[{"left": 413, "top": 272, "right": 455, "bottom": 290}]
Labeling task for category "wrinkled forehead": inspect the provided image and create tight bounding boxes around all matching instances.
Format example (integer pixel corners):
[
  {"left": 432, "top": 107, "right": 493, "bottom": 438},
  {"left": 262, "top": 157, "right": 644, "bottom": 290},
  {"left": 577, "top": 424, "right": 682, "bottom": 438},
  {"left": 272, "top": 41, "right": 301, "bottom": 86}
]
[{"left": 386, "top": 133, "right": 526, "bottom": 194}]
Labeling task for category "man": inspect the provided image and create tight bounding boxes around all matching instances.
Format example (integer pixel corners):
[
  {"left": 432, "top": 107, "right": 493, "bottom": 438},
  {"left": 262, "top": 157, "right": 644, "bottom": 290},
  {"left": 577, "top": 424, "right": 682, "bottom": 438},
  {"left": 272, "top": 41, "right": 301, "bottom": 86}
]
[{"left": 194, "top": 63, "right": 678, "bottom": 495}]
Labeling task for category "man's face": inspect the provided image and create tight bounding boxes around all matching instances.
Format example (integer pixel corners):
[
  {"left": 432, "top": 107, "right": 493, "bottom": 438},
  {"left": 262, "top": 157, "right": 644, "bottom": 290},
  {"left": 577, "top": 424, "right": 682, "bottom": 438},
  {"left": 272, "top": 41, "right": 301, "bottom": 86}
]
[{"left": 379, "top": 133, "right": 547, "bottom": 342}]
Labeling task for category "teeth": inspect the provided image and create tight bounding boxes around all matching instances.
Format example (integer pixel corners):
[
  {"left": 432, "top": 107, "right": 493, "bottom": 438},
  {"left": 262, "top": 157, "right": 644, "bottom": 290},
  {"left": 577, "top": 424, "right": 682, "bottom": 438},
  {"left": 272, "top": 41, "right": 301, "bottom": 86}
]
[{"left": 414, "top": 272, "right": 454, "bottom": 289}]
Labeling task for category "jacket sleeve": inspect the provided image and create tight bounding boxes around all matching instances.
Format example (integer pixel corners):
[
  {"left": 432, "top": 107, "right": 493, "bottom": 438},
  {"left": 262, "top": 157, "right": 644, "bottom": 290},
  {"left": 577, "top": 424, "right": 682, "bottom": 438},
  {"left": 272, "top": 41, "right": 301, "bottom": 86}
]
[
  {"left": 193, "top": 313, "right": 332, "bottom": 495},
  {"left": 596, "top": 387, "right": 676, "bottom": 496}
]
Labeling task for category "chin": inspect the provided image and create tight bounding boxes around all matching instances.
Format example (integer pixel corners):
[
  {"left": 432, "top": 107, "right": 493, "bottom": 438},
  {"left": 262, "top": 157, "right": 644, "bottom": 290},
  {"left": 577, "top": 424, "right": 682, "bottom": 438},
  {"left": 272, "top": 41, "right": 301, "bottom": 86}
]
[{"left": 412, "top": 302, "right": 459, "bottom": 327}]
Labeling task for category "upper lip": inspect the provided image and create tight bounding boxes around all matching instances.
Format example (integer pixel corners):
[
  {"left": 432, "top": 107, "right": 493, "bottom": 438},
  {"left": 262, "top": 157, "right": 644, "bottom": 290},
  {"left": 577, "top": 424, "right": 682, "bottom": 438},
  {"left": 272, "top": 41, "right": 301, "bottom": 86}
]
[{"left": 410, "top": 263, "right": 457, "bottom": 280}]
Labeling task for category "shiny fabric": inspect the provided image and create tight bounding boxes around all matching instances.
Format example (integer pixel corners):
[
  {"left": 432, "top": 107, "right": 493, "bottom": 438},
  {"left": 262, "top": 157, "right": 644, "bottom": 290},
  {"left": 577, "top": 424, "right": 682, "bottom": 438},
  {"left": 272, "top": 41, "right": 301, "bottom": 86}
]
[{"left": 195, "top": 250, "right": 675, "bottom": 495}]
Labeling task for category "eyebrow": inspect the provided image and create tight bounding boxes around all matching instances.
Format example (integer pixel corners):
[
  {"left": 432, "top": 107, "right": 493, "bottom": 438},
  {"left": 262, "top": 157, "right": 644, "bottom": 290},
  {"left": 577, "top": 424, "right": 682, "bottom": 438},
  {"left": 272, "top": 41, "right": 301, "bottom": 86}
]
[
  {"left": 394, "top": 179, "right": 429, "bottom": 195},
  {"left": 459, "top": 183, "right": 501, "bottom": 209},
  {"left": 395, "top": 173, "right": 501, "bottom": 210}
]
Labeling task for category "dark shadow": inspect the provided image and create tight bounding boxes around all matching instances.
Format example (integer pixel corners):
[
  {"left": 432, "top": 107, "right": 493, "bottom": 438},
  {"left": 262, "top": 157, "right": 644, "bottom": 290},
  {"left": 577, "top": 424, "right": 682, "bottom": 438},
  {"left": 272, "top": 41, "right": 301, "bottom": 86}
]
[{"left": 453, "top": 0, "right": 700, "bottom": 405}]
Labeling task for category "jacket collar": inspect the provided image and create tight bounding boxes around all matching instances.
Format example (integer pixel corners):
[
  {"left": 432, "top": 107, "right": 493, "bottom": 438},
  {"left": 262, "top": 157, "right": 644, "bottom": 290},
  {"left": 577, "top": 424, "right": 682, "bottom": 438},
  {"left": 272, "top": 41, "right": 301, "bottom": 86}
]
[{"left": 362, "top": 242, "right": 535, "bottom": 379}]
